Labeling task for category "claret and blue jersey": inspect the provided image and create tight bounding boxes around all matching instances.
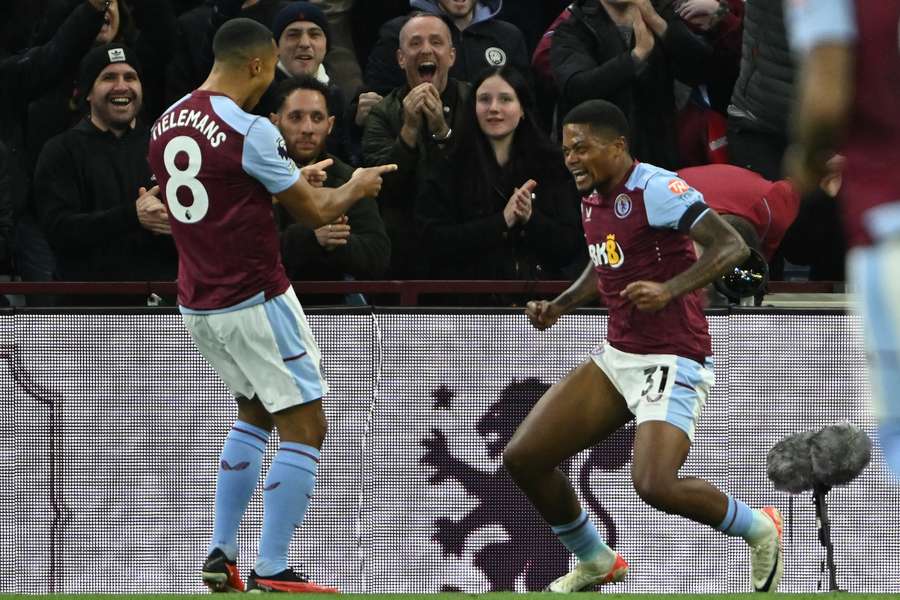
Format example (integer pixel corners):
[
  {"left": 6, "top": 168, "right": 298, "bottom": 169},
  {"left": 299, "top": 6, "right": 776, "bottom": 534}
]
[
  {"left": 148, "top": 90, "right": 301, "bottom": 311},
  {"left": 580, "top": 162, "right": 712, "bottom": 362}
]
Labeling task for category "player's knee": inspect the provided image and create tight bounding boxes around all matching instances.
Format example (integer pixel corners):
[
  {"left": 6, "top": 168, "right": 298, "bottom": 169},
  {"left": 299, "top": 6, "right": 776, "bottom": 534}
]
[
  {"left": 236, "top": 395, "right": 274, "bottom": 431},
  {"left": 502, "top": 441, "right": 531, "bottom": 481},
  {"left": 273, "top": 400, "right": 328, "bottom": 448},
  {"left": 632, "top": 473, "right": 676, "bottom": 512}
]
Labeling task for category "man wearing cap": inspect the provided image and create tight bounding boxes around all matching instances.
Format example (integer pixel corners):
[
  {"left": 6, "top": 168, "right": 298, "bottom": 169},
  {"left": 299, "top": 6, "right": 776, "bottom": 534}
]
[
  {"left": 255, "top": 1, "right": 355, "bottom": 163},
  {"left": 33, "top": 43, "right": 177, "bottom": 293}
]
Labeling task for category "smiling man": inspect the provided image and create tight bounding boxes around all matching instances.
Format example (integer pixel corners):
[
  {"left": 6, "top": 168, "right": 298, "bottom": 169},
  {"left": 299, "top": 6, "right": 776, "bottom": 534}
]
[
  {"left": 252, "top": 2, "right": 355, "bottom": 163},
  {"left": 33, "top": 43, "right": 177, "bottom": 291},
  {"left": 269, "top": 75, "right": 390, "bottom": 291},
  {"left": 361, "top": 13, "right": 470, "bottom": 278},
  {"left": 364, "top": 0, "right": 530, "bottom": 96}
]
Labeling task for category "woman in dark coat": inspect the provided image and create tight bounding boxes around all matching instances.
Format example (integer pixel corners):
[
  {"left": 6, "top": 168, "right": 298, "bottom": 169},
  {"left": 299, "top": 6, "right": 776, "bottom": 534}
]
[{"left": 416, "top": 65, "right": 584, "bottom": 305}]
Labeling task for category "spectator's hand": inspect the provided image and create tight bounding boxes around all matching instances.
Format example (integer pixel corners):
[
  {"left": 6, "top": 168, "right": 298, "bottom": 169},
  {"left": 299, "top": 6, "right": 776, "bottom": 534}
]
[
  {"left": 301, "top": 158, "right": 333, "bottom": 188},
  {"left": 675, "top": 0, "right": 720, "bottom": 30},
  {"left": 350, "top": 164, "right": 398, "bottom": 199},
  {"left": 421, "top": 85, "right": 450, "bottom": 138},
  {"left": 503, "top": 179, "right": 537, "bottom": 228},
  {"left": 355, "top": 91, "right": 384, "bottom": 127},
  {"left": 620, "top": 280, "right": 673, "bottom": 312},
  {"left": 632, "top": 10, "right": 655, "bottom": 61},
  {"left": 136, "top": 186, "right": 171, "bottom": 235},
  {"left": 314, "top": 215, "right": 351, "bottom": 251},
  {"left": 525, "top": 300, "right": 562, "bottom": 331},
  {"left": 401, "top": 84, "right": 428, "bottom": 144}
]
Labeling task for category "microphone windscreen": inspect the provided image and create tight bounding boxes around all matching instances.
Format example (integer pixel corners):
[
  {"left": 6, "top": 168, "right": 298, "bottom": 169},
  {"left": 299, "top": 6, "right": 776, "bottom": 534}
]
[
  {"left": 766, "top": 430, "right": 816, "bottom": 493},
  {"left": 810, "top": 422, "right": 872, "bottom": 487}
]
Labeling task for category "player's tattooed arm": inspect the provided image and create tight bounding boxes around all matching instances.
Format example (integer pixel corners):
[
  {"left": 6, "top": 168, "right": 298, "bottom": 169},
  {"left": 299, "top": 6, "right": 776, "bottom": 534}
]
[
  {"left": 666, "top": 209, "right": 748, "bottom": 299},
  {"left": 623, "top": 208, "right": 747, "bottom": 312}
]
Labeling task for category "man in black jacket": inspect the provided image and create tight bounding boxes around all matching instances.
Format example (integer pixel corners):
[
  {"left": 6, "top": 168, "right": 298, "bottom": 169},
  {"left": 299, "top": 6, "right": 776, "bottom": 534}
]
[
  {"left": 34, "top": 43, "right": 177, "bottom": 298},
  {"left": 270, "top": 75, "right": 390, "bottom": 303}
]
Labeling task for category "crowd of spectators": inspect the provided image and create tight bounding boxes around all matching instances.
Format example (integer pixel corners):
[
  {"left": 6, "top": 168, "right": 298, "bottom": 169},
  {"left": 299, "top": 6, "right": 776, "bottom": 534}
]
[{"left": 0, "top": 0, "right": 846, "bottom": 306}]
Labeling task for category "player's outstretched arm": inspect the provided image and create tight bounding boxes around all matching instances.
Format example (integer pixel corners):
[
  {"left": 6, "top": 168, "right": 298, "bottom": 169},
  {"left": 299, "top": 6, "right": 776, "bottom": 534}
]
[
  {"left": 623, "top": 209, "right": 748, "bottom": 312},
  {"left": 526, "top": 260, "right": 598, "bottom": 330},
  {"left": 275, "top": 164, "right": 397, "bottom": 228}
]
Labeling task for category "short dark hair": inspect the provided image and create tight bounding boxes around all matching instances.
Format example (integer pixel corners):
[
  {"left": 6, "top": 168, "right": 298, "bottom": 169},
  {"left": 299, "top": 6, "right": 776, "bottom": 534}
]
[
  {"left": 212, "top": 17, "right": 275, "bottom": 64},
  {"left": 272, "top": 74, "right": 331, "bottom": 113},
  {"left": 562, "top": 99, "right": 631, "bottom": 145}
]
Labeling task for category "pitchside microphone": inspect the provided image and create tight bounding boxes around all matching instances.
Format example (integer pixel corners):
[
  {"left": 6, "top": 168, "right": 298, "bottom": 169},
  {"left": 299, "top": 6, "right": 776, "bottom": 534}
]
[
  {"left": 767, "top": 422, "right": 872, "bottom": 493},
  {"left": 766, "top": 422, "right": 872, "bottom": 592}
]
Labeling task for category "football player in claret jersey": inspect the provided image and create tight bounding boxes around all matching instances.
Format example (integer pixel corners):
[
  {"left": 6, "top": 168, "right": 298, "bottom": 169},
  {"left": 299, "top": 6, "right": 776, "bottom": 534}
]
[
  {"left": 504, "top": 100, "right": 784, "bottom": 593},
  {"left": 146, "top": 17, "right": 395, "bottom": 594},
  {"left": 786, "top": 0, "right": 900, "bottom": 477}
]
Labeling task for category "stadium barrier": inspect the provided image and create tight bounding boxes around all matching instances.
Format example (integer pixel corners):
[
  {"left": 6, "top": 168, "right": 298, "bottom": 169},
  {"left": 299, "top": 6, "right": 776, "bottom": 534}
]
[
  {"left": 2, "top": 306, "right": 896, "bottom": 594},
  {"left": 0, "top": 279, "right": 844, "bottom": 306}
]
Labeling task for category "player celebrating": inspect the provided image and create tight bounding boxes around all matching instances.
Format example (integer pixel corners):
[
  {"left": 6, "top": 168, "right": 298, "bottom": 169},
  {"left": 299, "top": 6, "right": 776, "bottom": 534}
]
[
  {"left": 504, "top": 100, "right": 784, "bottom": 593},
  {"left": 146, "top": 18, "right": 395, "bottom": 594},
  {"left": 785, "top": 0, "right": 900, "bottom": 476}
]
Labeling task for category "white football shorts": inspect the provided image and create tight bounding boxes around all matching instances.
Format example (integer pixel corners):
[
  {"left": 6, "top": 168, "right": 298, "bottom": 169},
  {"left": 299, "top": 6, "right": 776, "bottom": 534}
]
[
  {"left": 182, "top": 286, "right": 329, "bottom": 413},
  {"left": 589, "top": 342, "right": 714, "bottom": 441}
]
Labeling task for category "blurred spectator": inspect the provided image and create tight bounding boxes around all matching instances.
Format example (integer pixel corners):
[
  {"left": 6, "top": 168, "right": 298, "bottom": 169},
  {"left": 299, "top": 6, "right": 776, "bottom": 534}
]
[
  {"left": 310, "top": 0, "right": 364, "bottom": 94},
  {"left": 551, "top": 0, "right": 711, "bottom": 170},
  {"left": 362, "top": 14, "right": 470, "bottom": 278},
  {"left": 270, "top": 76, "right": 390, "bottom": 302},
  {"left": 680, "top": 162, "right": 846, "bottom": 281},
  {"left": 255, "top": 2, "right": 355, "bottom": 164},
  {"left": 416, "top": 66, "right": 582, "bottom": 303},
  {"left": 678, "top": 164, "right": 799, "bottom": 263},
  {"left": 672, "top": 0, "right": 743, "bottom": 166},
  {"left": 726, "top": 0, "right": 794, "bottom": 181},
  {"left": 34, "top": 44, "right": 177, "bottom": 295},
  {"left": 0, "top": 141, "right": 12, "bottom": 276},
  {"left": 778, "top": 158, "right": 846, "bottom": 281},
  {"left": 364, "top": 0, "right": 530, "bottom": 97},
  {"left": 165, "top": 0, "right": 291, "bottom": 104},
  {"left": 0, "top": 0, "right": 107, "bottom": 295},
  {"left": 499, "top": 0, "right": 571, "bottom": 55},
  {"left": 350, "top": 0, "right": 409, "bottom": 70}
]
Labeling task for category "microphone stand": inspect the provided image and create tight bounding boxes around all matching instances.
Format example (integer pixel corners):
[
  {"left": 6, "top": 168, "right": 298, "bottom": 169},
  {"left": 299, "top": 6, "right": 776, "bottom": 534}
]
[{"left": 813, "top": 484, "right": 841, "bottom": 592}]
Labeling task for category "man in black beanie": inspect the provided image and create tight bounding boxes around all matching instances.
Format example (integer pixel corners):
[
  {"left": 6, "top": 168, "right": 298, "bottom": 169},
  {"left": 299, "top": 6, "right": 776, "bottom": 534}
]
[
  {"left": 33, "top": 42, "right": 177, "bottom": 297},
  {"left": 254, "top": 2, "right": 357, "bottom": 163}
]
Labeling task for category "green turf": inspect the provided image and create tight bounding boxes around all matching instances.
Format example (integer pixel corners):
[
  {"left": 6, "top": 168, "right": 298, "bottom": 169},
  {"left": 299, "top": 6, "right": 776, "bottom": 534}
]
[{"left": 5, "top": 594, "right": 897, "bottom": 599}]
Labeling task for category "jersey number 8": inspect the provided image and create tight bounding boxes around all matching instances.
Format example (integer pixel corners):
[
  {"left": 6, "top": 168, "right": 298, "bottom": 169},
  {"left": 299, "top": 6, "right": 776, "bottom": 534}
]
[{"left": 163, "top": 135, "right": 210, "bottom": 224}]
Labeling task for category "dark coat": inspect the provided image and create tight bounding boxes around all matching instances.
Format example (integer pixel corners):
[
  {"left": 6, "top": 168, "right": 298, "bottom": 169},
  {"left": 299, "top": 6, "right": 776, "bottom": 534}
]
[
  {"left": 361, "top": 78, "right": 471, "bottom": 278},
  {"left": 276, "top": 153, "right": 391, "bottom": 282},
  {"left": 0, "top": 140, "right": 12, "bottom": 272},
  {"left": 0, "top": 1, "right": 105, "bottom": 218},
  {"left": 34, "top": 119, "right": 177, "bottom": 282},
  {"left": 550, "top": 0, "right": 711, "bottom": 169},
  {"left": 416, "top": 151, "right": 583, "bottom": 284},
  {"left": 728, "top": 0, "right": 795, "bottom": 136}
]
